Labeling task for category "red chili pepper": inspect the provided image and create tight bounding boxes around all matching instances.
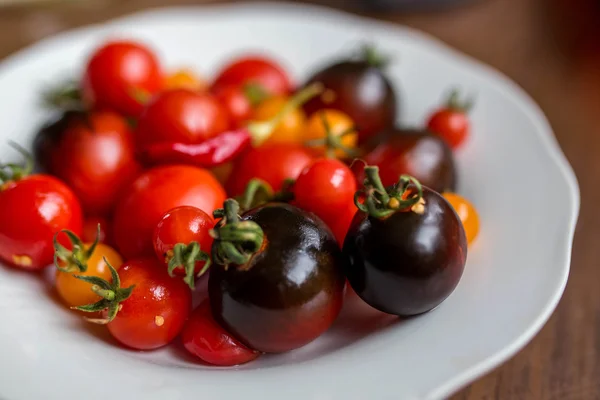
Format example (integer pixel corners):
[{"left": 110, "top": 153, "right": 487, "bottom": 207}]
[{"left": 139, "top": 129, "right": 252, "bottom": 168}]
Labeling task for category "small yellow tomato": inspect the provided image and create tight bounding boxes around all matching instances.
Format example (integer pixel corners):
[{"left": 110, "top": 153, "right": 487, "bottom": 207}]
[
  {"left": 251, "top": 96, "right": 307, "bottom": 145},
  {"left": 164, "top": 69, "right": 207, "bottom": 91},
  {"left": 443, "top": 192, "right": 480, "bottom": 245},
  {"left": 55, "top": 243, "right": 123, "bottom": 307},
  {"left": 305, "top": 109, "right": 357, "bottom": 158}
]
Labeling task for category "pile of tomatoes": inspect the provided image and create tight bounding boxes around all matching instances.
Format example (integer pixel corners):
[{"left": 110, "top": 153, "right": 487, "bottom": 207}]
[{"left": 0, "top": 40, "right": 480, "bottom": 366}]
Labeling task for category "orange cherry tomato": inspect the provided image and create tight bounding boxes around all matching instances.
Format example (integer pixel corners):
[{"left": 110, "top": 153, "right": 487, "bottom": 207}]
[
  {"left": 55, "top": 242, "right": 123, "bottom": 307},
  {"left": 164, "top": 69, "right": 207, "bottom": 92},
  {"left": 305, "top": 109, "right": 357, "bottom": 158},
  {"left": 443, "top": 192, "right": 480, "bottom": 245},
  {"left": 251, "top": 96, "right": 306, "bottom": 145}
]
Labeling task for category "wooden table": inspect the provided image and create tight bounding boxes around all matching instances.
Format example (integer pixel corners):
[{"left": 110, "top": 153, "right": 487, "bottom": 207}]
[{"left": 1, "top": 0, "right": 598, "bottom": 398}]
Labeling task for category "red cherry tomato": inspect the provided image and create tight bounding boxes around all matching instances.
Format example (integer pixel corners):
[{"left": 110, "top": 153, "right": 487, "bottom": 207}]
[
  {"left": 113, "top": 165, "right": 226, "bottom": 259},
  {"left": 107, "top": 258, "right": 192, "bottom": 350},
  {"left": 426, "top": 90, "right": 472, "bottom": 149},
  {"left": 0, "top": 175, "right": 83, "bottom": 269},
  {"left": 82, "top": 216, "right": 112, "bottom": 246},
  {"left": 294, "top": 158, "right": 356, "bottom": 228},
  {"left": 211, "top": 84, "right": 253, "bottom": 128},
  {"left": 182, "top": 300, "right": 259, "bottom": 366},
  {"left": 82, "top": 41, "right": 163, "bottom": 117},
  {"left": 153, "top": 206, "right": 214, "bottom": 281},
  {"left": 329, "top": 200, "right": 358, "bottom": 247},
  {"left": 226, "top": 144, "right": 313, "bottom": 196},
  {"left": 46, "top": 111, "right": 141, "bottom": 216},
  {"left": 212, "top": 56, "right": 293, "bottom": 96},
  {"left": 136, "top": 89, "right": 230, "bottom": 148}
]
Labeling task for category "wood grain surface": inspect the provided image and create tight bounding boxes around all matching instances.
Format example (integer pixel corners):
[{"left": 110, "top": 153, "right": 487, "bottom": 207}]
[{"left": 0, "top": 0, "right": 598, "bottom": 398}]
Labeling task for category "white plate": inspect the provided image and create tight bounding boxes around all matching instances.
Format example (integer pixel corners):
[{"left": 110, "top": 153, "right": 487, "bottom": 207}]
[{"left": 0, "top": 3, "right": 579, "bottom": 400}]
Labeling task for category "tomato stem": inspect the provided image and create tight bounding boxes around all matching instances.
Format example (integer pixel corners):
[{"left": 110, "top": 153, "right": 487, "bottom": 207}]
[
  {"left": 167, "top": 242, "right": 211, "bottom": 290},
  {"left": 304, "top": 111, "right": 359, "bottom": 159},
  {"left": 0, "top": 141, "right": 34, "bottom": 185},
  {"left": 243, "top": 83, "right": 270, "bottom": 106},
  {"left": 42, "top": 80, "right": 84, "bottom": 112},
  {"left": 446, "top": 88, "right": 475, "bottom": 113},
  {"left": 360, "top": 44, "right": 390, "bottom": 68},
  {"left": 53, "top": 225, "right": 100, "bottom": 273}
]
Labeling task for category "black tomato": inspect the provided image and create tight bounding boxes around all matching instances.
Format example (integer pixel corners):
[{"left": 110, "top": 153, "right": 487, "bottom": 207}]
[
  {"left": 355, "top": 128, "right": 457, "bottom": 193},
  {"left": 302, "top": 48, "right": 397, "bottom": 143},
  {"left": 209, "top": 200, "right": 346, "bottom": 353},
  {"left": 343, "top": 167, "right": 467, "bottom": 316},
  {"left": 33, "top": 110, "right": 80, "bottom": 171}
]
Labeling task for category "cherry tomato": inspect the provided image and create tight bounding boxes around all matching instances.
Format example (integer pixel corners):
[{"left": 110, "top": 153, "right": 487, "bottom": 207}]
[
  {"left": 443, "top": 192, "right": 480, "bottom": 245},
  {"left": 304, "top": 109, "right": 357, "bottom": 158},
  {"left": 226, "top": 144, "right": 313, "bottom": 196},
  {"left": 82, "top": 216, "right": 112, "bottom": 246},
  {"left": 45, "top": 111, "right": 141, "bottom": 216},
  {"left": 106, "top": 258, "right": 192, "bottom": 350},
  {"left": 0, "top": 175, "right": 82, "bottom": 270},
  {"left": 182, "top": 300, "right": 259, "bottom": 366},
  {"left": 136, "top": 89, "right": 230, "bottom": 147},
  {"left": 113, "top": 165, "right": 226, "bottom": 259},
  {"left": 212, "top": 56, "right": 293, "bottom": 96},
  {"left": 164, "top": 69, "right": 207, "bottom": 91},
  {"left": 82, "top": 40, "right": 163, "bottom": 117},
  {"left": 426, "top": 90, "right": 472, "bottom": 149},
  {"left": 293, "top": 158, "right": 356, "bottom": 228},
  {"left": 329, "top": 200, "right": 357, "bottom": 247},
  {"left": 153, "top": 206, "right": 213, "bottom": 288},
  {"left": 251, "top": 96, "right": 307, "bottom": 145},
  {"left": 211, "top": 84, "right": 268, "bottom": 128}
]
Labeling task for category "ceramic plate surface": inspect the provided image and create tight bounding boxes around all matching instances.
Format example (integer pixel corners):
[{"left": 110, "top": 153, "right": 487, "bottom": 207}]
[{"left": 0, "top": 3, "right": 579, "bottom": 400}]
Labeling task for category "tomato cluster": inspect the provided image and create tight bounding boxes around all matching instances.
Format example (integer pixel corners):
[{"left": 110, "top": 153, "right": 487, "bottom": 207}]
[{"left": 0, "top": 40, "right": 480, "bottom": 366}]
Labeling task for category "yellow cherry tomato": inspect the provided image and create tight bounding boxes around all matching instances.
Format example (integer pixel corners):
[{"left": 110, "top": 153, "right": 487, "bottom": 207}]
[
  {"left": 251, "top": 96, "right": 307, "bottom": 145},
  {"left": 305, "top": 109, "right": 357, "bottom": 158},
  {"left": 164, "top": 69, "right": 208, "bottom": 91},
  {"left": 55, "top": 243, "right": 123, "bottom": 307},
  {"left": 443, "top": 192, "right": 480, "bottom": 245}
]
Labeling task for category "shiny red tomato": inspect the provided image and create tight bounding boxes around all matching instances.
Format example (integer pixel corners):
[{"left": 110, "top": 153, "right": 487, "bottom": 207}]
[
  {"left": 182, "top": 300, "right": 259, "bottom": 366},
  {"left": 82, "top": 216, "right": 112, "bottom": 246},
  {"left": 212, "top": 56, "right": 293, "bottom": 96},
  {"left": 153, "top": 206, "right": 214, "bottom": 288},
  {"left": 82, "top": 41, "right": 163, "bottom": 117},
  {"left": 329, "top": 200, "right": 358, "bottom": 247},
  {"left": 294, "top": 158, "right": 356, "bottom": 228},
  {"left": 426, "top": 90, "right": 472, "bottom": 149},
  {"left": 136, "top": 89, "right": 230, "bottom": 147},
  {"left": 46, "top": 111, "right": 141, "bottom": 216},
  {"left": 226, "top": 144, "right": 313, "bottom": 196},
  {"left": 106, "top": 258, "right": 192, "bottom": 350},
  {"left": 0, "top": 175, "right": 83, "bottom": 270},
  {"left": 113, "top": 165, "right": 226, "bottom": 259}
]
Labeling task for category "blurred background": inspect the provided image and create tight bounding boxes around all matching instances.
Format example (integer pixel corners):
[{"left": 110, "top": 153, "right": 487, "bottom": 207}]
[{"left": 0, "top": 0, "right": 599, "bottom": 398}]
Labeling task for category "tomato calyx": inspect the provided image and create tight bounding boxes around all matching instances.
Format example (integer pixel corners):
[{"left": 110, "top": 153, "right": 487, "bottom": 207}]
[
  {"left": 210, "top": 199, "right": 264, "bottom": 269},
  {"left": 305, "top": 111, "right": 358, "bottom": 159},
  {"left": 237, "top": 178, "right": 294, "bottom": 212},
  {"left": 0, "top": 142, "right": 34, "bottom": 188},
  {"left": 359, "top": 44, "right": 390, "bottom": 69},
  {"left": 243, "top": 83, "right": 270, "bottom": 106},
  {"left": 445, "top": 88, "right": 475, "bottom": 114},
  {"left": 42, "top": 80, "right": 85, "bottom": 112},
  {"left": 53, "top": 225, "right": 100, "bottom": 273},
  {"left": 166, "top": 242, "right": 211, "bottom": 290},
  {"left": 72, "top": 258, "right": 135, "bottom": 324},
  {"left": 247, "top": 83, "right": 323, "bottom": 146},
  {"left": 356, "top": 165, "right": 424, "bottom": 219}
]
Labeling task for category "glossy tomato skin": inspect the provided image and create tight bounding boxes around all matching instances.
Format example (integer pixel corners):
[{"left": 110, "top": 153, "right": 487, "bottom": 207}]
[
  {"left": 209, "top": 203, "right": 346, "bottom": 353},
  {"left": 251, "top": 96, "right": 307, "bottom": 145},
  {"left": 136, "top": 89, "right": 230, "bottom": 147},
  {"left": 212, "top": 56, "right": 293, "bottom": 96},
  {"left": 343, "top": 188, "right": 467, "bottom": 316},
  {"left": 427, "top": 109, "right": 470, "bottom": 149},
  {"left": 442, "top": 192, "right": 480, "bottom": 245},
  {"left": 46, "top": 111, "right": 141, "bottom": 216},
  {"left": 107, "top": 258, "right": 192, "bottom": 350},
  {"left": 357, "top": 129, "right": 457, "bottom": 193},
  {"left": 303, "top": 60, "right": 396, "bottom": 143},
  {"left": 329, "top": 201, "right": 358, "bottom": 247},
  {"left": 0, "top": 175, "right": 83, "bottom": 270},
  {"left": 182, "top": 300, "right": 259, "bottom": 366},
  {"left": 82, "top": 41, "right": 162, "bottom": 117},
  {"left": 153, "top": 206, "right": 214, "bottom": 276},
  {"left": 113, "top": 165, "right": 226, "bottom": 259},
  {"left": 226, "top": 144, "right": 313, "bottom": 196},
  {"left": 211, "top": 84, "right": 253, "bottom": 128}
]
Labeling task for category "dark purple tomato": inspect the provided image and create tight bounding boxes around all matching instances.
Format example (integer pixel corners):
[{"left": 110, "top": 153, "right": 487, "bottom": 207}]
[
  {"left": 209, "top": 202, "right": 346, "bottom": 353},
  {"left": 343, "top": 186, "right": 467, "bottom": 316},
  {"left": 302, "top": 50, "right": 397, "bottom": 143}
]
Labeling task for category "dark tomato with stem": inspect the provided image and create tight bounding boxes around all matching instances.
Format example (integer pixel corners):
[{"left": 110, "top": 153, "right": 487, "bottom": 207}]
[
  {"left": 302, "top": 46, "right": 397, "bottom": 143},
  {"left": 293, "top": 158, "right": 356, "bottom": 228},
  {"left": 212, "top": 56, "right": 293, "bottom": 96},
  {"left": 136, "top": 89, "right": 230, "bottom": 148},
  {"left": 356, "top": 128, "right": 457, "bottom": 193},
  {"left": 343, "top": 167, "right": 467, "bottom": 316},
  {"left": 113, "top": 165, "right": 226, "bottom": 259},
  {"left": 43, "top": 111, "right": 141, "bottom": 216},
  {"left": 226, "top": 144, "right": 313, "bottom": 197},
  {"left": 153, "top": 206, "right": 214, "bottom": 289},
  {"left": 209, "top": 200, "right": 346, "bottom": 353},
  {"left": 82, "top": 40, "right": 163, "bottom": 117},
  {"left": 182, "top": 300, "right": 260, "bottom": 366},
  {"left": 426, "top": 89, "right": 473, "bottom": 149}
]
